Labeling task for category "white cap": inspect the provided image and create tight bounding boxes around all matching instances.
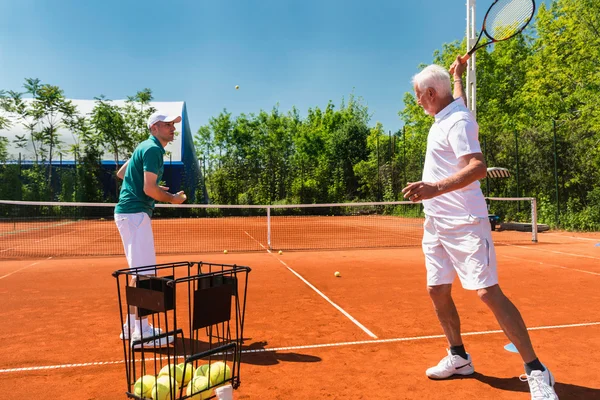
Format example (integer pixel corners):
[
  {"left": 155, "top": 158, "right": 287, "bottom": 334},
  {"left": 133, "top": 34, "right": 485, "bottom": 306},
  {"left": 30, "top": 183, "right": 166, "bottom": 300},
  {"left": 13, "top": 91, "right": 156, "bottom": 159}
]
[{"left": 147, "top": 112, "right": 182, "bottom": 129}]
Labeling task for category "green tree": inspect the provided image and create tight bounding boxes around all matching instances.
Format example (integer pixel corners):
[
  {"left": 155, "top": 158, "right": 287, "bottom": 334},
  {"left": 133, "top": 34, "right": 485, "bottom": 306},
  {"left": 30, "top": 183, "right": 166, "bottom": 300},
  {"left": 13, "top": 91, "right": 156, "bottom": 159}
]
[{"left": 122, "top": 89, "right": 156, "bottom": 151}]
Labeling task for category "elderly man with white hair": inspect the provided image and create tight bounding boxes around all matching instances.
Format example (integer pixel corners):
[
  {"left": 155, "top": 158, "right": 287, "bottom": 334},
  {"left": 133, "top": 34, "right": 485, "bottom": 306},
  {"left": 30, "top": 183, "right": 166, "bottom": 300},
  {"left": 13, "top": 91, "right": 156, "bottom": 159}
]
[{"left": 402, "top": 58, "right": 558, "bottom": 400}]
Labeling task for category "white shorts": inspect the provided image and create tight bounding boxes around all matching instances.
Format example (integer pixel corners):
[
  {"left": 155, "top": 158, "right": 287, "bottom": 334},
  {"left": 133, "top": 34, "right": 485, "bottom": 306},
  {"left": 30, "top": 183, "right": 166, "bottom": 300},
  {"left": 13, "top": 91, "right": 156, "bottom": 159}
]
[
  {"left": 422, "top": 215, "right": 498, "bottom": 290},
  {"left": 114, "top": 212, "right": 156, "bottom": 274}
]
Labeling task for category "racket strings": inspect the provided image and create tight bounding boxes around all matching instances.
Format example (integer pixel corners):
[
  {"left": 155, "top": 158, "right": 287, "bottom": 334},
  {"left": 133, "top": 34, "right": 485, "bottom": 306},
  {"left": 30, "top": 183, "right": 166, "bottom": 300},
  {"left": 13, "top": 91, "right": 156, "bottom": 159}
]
[{"left": 486, "top": 0, "right": 534, "bottom": 40}]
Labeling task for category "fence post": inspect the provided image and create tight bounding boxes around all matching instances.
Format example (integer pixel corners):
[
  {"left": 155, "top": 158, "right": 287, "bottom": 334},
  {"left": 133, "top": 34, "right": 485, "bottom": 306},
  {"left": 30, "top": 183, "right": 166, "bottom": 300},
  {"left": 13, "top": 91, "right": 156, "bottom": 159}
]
[
  {"left": 402, "top": 126, "right": 407, "bottom": 186},
  {"left": 483, "top": 135, "right": 489, "bottom": 198},
  {"left": 376, "top": 134, "right": 381, "bottom": 200},
  {"left": 552, "top": 119, "right": 560, "bottom": 226},
  {"left": 514, "top": 128, "right": 520, "bottom": 213},
  {"left": 391, "top": 131, "right": 395, "bottom": 199},
  {"left": 267, "top": 206, "right": 272, "bottom": 250},
  {"left": 531, "top": 197, "right": 538, "bottom": 243}
]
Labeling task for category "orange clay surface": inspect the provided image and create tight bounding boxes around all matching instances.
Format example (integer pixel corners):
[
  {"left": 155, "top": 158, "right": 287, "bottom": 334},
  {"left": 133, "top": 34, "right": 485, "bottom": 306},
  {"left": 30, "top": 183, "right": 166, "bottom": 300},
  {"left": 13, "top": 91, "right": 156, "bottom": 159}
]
[{"left": 0, "top": 231, "right": 599, "bottom": 399}]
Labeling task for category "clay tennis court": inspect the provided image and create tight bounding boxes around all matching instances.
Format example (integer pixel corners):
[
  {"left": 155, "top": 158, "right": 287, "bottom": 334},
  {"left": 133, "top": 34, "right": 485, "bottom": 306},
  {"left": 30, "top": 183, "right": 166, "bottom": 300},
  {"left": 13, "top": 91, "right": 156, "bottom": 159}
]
[{"left": 1, "top": 214, "right": 599, "bottom": 399}]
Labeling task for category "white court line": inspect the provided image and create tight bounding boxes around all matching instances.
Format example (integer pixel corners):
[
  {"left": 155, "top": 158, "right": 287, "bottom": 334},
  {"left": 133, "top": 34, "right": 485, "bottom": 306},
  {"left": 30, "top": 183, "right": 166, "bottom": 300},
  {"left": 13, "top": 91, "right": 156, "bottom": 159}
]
[
  {"left": 0, "top": 257, "right": 52, "bottom": 280},
  {"left": 1, "top": 321, "right": 598, "bottom": 374},
  {"left": 545, "top": 233, "right": 599, "bottom": 242},
  {"left": 500, "top": 253, "right": 600, "bottom": 276},
  {"left": 508, "top": 244, "right": 600, "bottom": 261},
  {"left": 244, "top": 231, "right": 378, "bottom": 339}
]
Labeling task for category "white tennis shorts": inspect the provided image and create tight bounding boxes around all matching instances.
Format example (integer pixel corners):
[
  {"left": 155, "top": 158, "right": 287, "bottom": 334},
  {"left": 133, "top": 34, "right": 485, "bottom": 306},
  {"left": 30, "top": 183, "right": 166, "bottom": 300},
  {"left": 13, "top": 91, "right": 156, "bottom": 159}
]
[
  {"left": 422, "top": 215, "right": 498, "bottom": 290},
  {"left": 114, "top": 212, "right": 156, "bottom": 274}
]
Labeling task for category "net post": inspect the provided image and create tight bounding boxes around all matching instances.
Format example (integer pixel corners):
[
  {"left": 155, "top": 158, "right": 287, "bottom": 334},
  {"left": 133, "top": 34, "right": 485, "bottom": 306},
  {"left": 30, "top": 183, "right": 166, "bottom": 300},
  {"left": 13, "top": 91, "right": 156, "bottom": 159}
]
[
  {"left": 531, "top": 197, "right": 538, "bottom": 243},
  {"left": 267, "top": 206, "right": 272, "bottom": 250}
]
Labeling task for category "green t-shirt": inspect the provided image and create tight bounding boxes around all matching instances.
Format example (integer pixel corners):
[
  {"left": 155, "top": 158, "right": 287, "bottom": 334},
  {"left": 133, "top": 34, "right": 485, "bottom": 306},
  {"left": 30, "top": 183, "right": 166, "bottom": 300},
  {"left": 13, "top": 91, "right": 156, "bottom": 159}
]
[{"left": 115, "top": 135, "right": 165, "bottom": 217}]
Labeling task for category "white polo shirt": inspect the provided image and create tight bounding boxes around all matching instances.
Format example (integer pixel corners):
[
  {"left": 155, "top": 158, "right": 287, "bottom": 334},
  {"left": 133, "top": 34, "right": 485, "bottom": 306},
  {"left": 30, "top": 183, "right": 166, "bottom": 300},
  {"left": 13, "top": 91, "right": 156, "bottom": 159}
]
[{"left": 421, "top": 98, "right": 488, "bottom": 218}]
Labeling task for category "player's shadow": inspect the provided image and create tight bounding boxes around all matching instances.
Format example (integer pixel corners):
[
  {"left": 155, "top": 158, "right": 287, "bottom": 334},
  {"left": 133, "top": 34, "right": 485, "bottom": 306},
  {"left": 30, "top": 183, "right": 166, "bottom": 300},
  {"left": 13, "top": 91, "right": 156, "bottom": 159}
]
[
  {"left": 238, "top": 340, "right": 322, "bottom": 366},
  {"left": 148, "top": 337, "right": 321, "bottom": 366},
  {"left": 466, "top": 372, "right": 600, "bottom": 399}
]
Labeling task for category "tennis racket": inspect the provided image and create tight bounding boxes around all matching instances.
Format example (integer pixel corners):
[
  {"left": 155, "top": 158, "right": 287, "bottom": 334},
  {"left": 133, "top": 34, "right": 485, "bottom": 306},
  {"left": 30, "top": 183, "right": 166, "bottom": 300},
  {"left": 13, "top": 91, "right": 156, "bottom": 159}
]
[{"left": 450, "top": 0, "right": 535, "bottom": 74}]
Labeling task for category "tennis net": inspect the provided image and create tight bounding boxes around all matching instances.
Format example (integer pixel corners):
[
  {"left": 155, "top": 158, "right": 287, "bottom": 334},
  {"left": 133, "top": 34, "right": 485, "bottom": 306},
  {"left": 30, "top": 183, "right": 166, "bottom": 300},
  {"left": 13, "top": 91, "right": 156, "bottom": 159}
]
[{"left": 0, "top": 198, "right": 538, "bottom": 258}]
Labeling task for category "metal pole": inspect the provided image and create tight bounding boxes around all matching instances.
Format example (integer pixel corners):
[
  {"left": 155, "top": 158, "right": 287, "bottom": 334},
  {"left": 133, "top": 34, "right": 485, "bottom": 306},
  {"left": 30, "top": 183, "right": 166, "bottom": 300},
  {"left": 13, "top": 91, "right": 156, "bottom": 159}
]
[
  {"left": 483, "top": 135, "right": 489, "bottom": 198},
  {"left": 391, "top": 132, "right": 395, "bottom": 199},
  {"left": 514, "top": 129, "right": 519, "bottom": 198},
  {"left": 531, "top": 197, "right": 538, "bottom": 243},
  {"left": 376, "top": 134, "right": 381, "bottom": 200},
  {"left": 514, "top": 129, "right": 520, "bottom": 213},
  {"left": 267, "top": 206, "right": 271, "bottom": 250},
  {"left": 466, "top": 0, "right": 477, "bottom": 117},
  {"left": 402, "top": 126, "right": 407, "bottom": 185},
  {"left": 552, "top": 120, "right": 560, "bottom": 226}
]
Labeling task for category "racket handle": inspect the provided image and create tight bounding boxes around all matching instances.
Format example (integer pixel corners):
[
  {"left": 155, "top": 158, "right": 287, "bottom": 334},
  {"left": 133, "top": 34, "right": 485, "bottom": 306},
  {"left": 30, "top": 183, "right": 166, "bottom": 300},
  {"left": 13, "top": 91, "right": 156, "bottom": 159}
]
[{"left": 449, "top": 53, "right": 472, "bottom": 75}]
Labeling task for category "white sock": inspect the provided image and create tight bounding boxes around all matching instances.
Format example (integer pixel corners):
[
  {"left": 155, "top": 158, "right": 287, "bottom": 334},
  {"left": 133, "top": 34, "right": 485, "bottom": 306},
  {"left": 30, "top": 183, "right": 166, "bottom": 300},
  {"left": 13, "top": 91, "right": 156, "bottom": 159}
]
[{"left": 125, "top": 314, "right": 136, "bottom": 328}]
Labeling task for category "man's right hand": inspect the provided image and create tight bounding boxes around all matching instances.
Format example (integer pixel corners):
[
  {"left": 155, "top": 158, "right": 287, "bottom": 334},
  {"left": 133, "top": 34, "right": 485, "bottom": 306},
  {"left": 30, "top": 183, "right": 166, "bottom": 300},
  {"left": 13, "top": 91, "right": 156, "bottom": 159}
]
[
  {"left": 171, "top": 191, "right": 187, "bottom": 204},
  {"left": 449, "top": 55, "right": 467, "bottom": 78}
]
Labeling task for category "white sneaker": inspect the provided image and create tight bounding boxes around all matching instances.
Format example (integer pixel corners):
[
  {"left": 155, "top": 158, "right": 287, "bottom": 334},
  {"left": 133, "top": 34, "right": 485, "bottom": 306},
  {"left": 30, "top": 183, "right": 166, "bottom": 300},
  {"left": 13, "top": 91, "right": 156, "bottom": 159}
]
[
  {"left": 120, "top": 324, "right": 174, "bottom": 348},
  {"left": 119, "top": 324, "right": 132, "bottom": 340},
  {"left": 426, "top": 349, "right": 474, "bottom": 379},
  {"left": 520, "top": 368, "right": 559, "bottom": 399}
]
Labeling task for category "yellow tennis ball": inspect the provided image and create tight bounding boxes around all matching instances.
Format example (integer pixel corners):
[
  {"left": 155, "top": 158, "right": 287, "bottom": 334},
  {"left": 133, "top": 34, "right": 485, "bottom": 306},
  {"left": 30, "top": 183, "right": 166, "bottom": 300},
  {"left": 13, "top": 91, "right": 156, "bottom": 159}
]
[
  {"left": 155, "top": 375, "right": 178, "bottom": 393},
  {"left": 159, "top": 364, "right": 184, "bottom": 387},
  {"left": 235, "top": 85, "right": 239, "bottom": 90},
  {"left": 208, "top": 361, "right": 232, "bottom": 387},
  {"left": 334, "top": 271, "right": 341, "bottom": 277},
  {"left": 223, "top": 250, "right": 228, "bottom": 254},
  {"left": 278, "top": 250, "right": 283, "bottom": 255},
  {"left": 194, "top": 364, "right": 210, "bottom": 378},
  {"left": 177, "top": 362, "right": 194, "bottom": 386},
  {"left": 187, "top": 375, "right": 211, "bottom": 400},
  {"left": 134, "top": 375, "right": 156, "bottom": 398},
  {"left": 151, "top": 381, "right": 173, "bottom": 400}
]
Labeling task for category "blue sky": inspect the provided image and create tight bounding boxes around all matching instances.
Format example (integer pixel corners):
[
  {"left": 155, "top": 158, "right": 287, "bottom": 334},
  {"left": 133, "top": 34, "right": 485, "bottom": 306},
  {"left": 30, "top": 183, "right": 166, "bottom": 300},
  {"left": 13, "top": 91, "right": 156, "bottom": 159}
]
[{"left": 1, "top": 0, "right": 486, "bottom": 135}]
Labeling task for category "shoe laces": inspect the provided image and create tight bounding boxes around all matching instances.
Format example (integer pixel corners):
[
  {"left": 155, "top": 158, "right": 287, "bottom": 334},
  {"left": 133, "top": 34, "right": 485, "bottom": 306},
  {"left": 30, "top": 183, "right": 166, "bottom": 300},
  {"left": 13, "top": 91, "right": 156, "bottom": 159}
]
[
  {"left": 520, "top": 371, "right": 555, "bottom": 399},
  {"left": 439, "top": 354, "right": 455, "bottom": 368}
]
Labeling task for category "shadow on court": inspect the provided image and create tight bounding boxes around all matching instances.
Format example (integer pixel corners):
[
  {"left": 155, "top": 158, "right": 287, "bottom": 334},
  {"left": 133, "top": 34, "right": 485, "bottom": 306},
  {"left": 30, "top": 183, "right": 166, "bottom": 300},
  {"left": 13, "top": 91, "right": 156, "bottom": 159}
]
[
  {"left": 469, "top": 373, "right": 600, "bottom": 399},
  {"left": 240, "top": 340, "right": 322, "bottom": 366},
  {"left": 141, "top": 337, "right": 322, "bottom": 367}
]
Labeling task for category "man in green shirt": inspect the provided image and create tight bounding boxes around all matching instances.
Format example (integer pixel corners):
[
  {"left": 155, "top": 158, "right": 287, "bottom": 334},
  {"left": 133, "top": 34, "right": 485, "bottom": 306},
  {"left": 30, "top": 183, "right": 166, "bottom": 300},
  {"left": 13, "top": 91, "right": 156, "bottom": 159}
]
[{"left": 115, "top": 111, "right": 187, "bottom": 348}]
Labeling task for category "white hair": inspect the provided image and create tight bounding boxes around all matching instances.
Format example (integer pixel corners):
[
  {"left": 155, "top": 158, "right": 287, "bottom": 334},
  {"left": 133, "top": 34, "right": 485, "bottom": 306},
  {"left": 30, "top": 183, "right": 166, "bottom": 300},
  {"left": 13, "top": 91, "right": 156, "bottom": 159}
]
[{"left": 411, "top": 64, "right": 452, "bottom": 97}]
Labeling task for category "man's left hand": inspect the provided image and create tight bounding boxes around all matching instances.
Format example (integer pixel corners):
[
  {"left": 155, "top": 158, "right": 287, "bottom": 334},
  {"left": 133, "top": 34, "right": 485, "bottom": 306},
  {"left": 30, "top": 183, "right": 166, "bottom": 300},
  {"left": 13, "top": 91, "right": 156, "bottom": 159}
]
[{"left": 401, "top": 181, "right": 439, "bottom": 202}]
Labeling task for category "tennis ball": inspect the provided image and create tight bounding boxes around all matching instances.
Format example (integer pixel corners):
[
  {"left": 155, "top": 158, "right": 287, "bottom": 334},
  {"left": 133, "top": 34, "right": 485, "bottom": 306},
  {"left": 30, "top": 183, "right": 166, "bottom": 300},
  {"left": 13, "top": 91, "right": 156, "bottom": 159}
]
[
  {"left": 207, "top": 361, "right": 232, "bottom": 387},
  {"left": 151, "top": 381, "right": 173, "bottom": 400},
  {"left": 187, "top": 375, "right": 211, "bottom": 400},
  {"left": 133, "top": 375, "right": 156, "bottom": 398},
  {"left": 177, "top": 362, "right": 194, "bottom": 386},
  {"left": 223, "top": 250, "right": 228, "bottom": 254},
  {"left": 159, "top": 364, "right": 184, "bottom": 387},
  {"left": 278, "top": 250, "right": 283, "bottom": 255},
  {"left": 194, "top": 364, "right": 210, "bottom": 378},
  {"left": 155, "top": 375, "right": 179, "bottom": 397},
  {"left": 334, "top": 271, "right": 341, "bottom": 277},
  {"left": 235, "top": 85, "right": 239, "bottom": 90}
]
